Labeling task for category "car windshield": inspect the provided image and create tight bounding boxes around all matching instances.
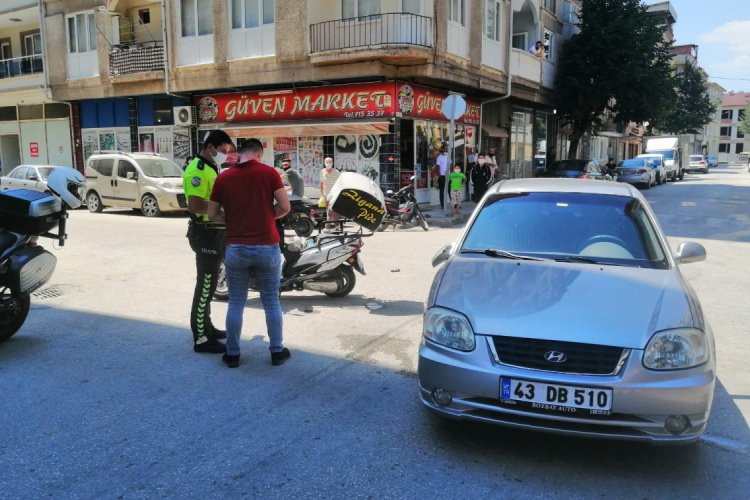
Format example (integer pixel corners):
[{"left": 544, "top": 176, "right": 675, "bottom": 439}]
[
  {"left": 649, "top": 149, "right": 674, "bottom": 159},
  {"left": 462, "top": 192, "right": 669, "bottom": 269},
  {"left": 549, "top": 160, "right": 587, "bottom": 172},
  {"left": 136, "top": 158, "right": 183, "bottom": 178},
  {"left": 37, "top": 167, "right": 55, "bottom": 180},
  {"left": 620, "top": 159, "right": 646, "bottom": 167}
]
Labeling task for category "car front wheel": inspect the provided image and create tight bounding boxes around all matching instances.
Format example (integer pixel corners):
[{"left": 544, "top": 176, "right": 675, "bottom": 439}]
[
  {"left": 86, "top": 191, "right": 103, "bottom": 213},
  {"left": 141, "top": 194, "right": 161, "bottom": 217}
]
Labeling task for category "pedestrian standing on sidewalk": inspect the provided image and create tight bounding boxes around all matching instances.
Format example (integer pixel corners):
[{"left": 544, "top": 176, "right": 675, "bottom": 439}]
[
  {"left": 471, "top": 153, "right": 492, "bottom": 202},
  {"left": 208, "top": 138, "right": 291, "bottom": 368},
  {"left": 436, "top": 144, "right": 449, "bottom": 210},
  {"left": 319, "top": 157, "right": 340, "bottom": 231},
  {"left": 448, "top": 164, "right": 467, "bottom": 216},
  {"left": 183, "top": 129, "right": 234, "bottom": 354}
]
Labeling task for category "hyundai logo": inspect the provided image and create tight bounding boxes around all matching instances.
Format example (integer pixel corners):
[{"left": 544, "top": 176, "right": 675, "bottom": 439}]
[{"left": 544, "top": 351, "right": 568, "bottom": 363}]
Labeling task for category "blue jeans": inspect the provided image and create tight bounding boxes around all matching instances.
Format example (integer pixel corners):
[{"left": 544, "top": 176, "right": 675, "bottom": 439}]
[{"left": 224, "top": 244, "right": 283, "bottom": 356}]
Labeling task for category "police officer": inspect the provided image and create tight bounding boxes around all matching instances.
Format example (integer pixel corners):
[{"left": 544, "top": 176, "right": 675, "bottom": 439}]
[{"left": 183, "top": 130, "right": 234, "bottom": 353}]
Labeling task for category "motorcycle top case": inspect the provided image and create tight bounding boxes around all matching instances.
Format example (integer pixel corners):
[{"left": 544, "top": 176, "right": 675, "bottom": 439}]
[
  {"left": 0, "top": 189, "right": 62, "bottom": 235},
  {"left": 327, "top": 172, "right": 385, "bottom": 231}
]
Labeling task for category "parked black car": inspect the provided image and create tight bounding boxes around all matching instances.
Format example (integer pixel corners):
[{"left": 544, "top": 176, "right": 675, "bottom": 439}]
[{"left": 543, "top": 159, "right": 613, "bottom": 181}]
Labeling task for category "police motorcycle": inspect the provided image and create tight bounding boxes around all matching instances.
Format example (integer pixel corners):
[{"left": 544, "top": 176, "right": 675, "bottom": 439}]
[
  {"left": 214, "top": 173, "right": 383, "bottom": 300},
  {"left": 379, "top": 176, "right": 429, "bottom": 231},
  {"left": 0, "top": 167, "right": 85, "bottom": 342}
]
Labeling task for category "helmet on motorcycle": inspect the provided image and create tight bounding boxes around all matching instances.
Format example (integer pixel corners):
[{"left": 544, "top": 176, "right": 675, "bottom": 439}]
[{"left": 47, "top": 167, "right": 85, "bottom": 209}]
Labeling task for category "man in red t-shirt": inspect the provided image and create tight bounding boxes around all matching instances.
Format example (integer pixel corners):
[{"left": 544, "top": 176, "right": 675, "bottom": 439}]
[{"left": 208, "top": 138, "right": 291, "bottom": 368}]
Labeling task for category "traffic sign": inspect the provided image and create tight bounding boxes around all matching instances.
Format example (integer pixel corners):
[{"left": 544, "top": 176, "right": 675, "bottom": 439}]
[{"left": 441, "top": 94, "right": 466, "bottom": 121}]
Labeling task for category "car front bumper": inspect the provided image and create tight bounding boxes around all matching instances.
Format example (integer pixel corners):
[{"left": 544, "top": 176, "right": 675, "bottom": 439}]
[{"left": 417, "top": 336, "right": 715, "bottom": 444}]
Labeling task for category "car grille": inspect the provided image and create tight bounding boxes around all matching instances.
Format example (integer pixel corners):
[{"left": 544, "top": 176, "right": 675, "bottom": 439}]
[
  {"left": 177, "top": 194, "right": 187, "bottom": 208},
  {"left": 491, "top": 336, "right": 626, "bottom": 375}
]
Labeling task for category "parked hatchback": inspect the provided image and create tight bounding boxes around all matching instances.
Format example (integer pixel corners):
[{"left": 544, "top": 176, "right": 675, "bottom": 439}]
[
  {"left": 706, "top": 155, "right": 718, "bottom": 168},
  {"left": 419, "top": 179, "right": 714, "bottom": 444},
  {"left": 0, "top": 165, "right": 64, "bottom": 193},
  {"left": 84, "top": 152, "right": 187, "bottom": 217},
  {"left": 544, "top": 159, "right": 612, "bottom": 181}
]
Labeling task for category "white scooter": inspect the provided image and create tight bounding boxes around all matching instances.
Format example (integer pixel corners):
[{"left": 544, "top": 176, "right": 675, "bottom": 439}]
[{"left": 214, "top": 221, "right": 368, "bottom": 300}]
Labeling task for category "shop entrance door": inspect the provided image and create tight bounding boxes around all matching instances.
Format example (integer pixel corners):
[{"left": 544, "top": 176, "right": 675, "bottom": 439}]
[{"left": 0, "top": 134, "right": 21, "bottom": 175}]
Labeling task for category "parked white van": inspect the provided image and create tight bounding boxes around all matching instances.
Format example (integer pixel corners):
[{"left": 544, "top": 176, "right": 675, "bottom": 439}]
[{"left": 84, "top": 151, "right": 187, "bottom": 217}]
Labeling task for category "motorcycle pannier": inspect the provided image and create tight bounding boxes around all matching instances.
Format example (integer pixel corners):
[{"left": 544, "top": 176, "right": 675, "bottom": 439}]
[
  {"left": 0, "top": 189, "right": 62, "bottom": 235},
  {"left": 327, "top": 172, "right": 385, "bottom": 231}
]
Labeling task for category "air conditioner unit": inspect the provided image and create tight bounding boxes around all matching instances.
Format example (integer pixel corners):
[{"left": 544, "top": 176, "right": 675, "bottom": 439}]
[{"left": 174, "top": 106, "right": 197, "bottom": 126}]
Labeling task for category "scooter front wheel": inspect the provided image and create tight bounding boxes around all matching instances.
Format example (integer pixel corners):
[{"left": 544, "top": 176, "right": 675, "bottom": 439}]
[
  {"left": 0, "top": 290, "right": 30, "bottom": 342},
  {"left": 324, "top": 265, "right": 356, "bottom": 298},
  {"left": 415, "top": 206, "right": 429, "bottom": 231}
]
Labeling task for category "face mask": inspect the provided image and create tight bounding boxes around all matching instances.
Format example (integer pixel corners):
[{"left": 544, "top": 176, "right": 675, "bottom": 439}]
[
  {"left": 325, "top": 163, "right": 333, "bottom": 168},
  {"left": 454, "top": 169, "right": 460, "bottom": 173},
  {"left": 213, "top": 151, "right": 228, "bottom": 166},
  {"left": 478, "top": 159, "right": 486, "bottom": 165}
]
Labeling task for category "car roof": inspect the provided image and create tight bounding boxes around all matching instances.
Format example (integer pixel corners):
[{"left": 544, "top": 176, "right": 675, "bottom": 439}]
[
  {"left": 89, "top": 151, "right": 168, "bottom": 159},
  {"left": 487, "top": 178, "right": 641, "bottom": 198},
  {"left": 637, "top": 154, "right": 662, "bottom": 158}
]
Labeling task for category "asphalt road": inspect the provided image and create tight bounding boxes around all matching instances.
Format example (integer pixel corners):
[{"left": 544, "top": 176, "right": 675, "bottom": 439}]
[{"left": 1, "top": 164, "right": 749, "bottom": 499}]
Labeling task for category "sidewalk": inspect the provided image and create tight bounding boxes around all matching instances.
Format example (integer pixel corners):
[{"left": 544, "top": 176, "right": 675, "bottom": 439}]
[{"left": 421, "top": 201, "right": 477, "bottom": 228}]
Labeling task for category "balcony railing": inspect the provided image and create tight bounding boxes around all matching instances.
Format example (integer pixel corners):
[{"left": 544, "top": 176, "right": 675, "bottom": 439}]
[
  {"left": 310, "top": 13, "right": 432, "bottom": 53},
  {"left": 109, "top": 41, "right": 164, "bottom": 76},
  {"left": 0, "top": 54, "right": 43, "bottom": 79}
]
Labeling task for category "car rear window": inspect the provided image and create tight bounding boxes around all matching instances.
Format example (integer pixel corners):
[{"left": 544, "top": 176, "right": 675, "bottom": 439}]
[
  {"left": 462, "top": 192, "right": 668, "bottom": 269},
  {"left": 690, "top": 156, "right": 704, "bottom": 161},
  {"left": 549, "top": 160, "right": 587, "bottom": 172},
  {"left": 620, "top": 159, "right": 646, "bottom": 167}
]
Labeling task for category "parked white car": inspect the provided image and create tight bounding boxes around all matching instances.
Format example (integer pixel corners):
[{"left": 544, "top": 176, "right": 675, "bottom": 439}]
[
  {"left": 0, "top": 165, "right": 64, "bottom": 192},
  {"left": 84, "top": 151, "right": 187, "bottom": 217}
]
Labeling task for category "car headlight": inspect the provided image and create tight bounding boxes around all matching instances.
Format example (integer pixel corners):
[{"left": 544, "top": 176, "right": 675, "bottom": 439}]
[
  {"left": 643, "top": 328, "right": 709, "bottom": 370},
  {"left": 423, "top": 307, "right": 475, "bottom": 351}
]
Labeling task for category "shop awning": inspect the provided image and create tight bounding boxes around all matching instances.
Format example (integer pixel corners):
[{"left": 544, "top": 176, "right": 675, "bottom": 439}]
[
  {"left": 481, "top": 124, "right": 509, "bottom": 138},
  {"left": 223, "top": 120, "right": 391, "bottom": 138}
]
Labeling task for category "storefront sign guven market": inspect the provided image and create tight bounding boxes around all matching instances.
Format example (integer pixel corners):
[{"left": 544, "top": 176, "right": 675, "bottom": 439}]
[{"left": 195, "top": 81, "right": 480, "bottom": 126}]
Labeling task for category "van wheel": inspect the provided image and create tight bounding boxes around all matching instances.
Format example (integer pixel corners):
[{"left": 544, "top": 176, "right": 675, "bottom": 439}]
[
  {"left": 141, "top": 194, "right": 161, "bottom": 217},
  {"left": 86, "top": 191, "right": 103, "bottom": 213}
]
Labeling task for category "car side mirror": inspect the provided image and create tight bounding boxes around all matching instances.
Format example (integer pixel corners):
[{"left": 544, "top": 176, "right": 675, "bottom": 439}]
[
  {"left": 675, "top": 242, "right": 706, "bottom": 264},
  {"left": 29, "top": 174, "right": 39, "bottom": 181},
  {"left": 126, "top": 172, "right": 136, "bottom": 180},
  {"left": 432, "top": 242, "right": 455, "bottom": 267}
]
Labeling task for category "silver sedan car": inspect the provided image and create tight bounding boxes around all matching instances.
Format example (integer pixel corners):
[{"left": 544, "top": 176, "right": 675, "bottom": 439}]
[
  {"left": 0, "top": 165, "right": 61, "bottom": 192},
  {"left": 419, "top": 179, "right": 715, "bottom": 444}
]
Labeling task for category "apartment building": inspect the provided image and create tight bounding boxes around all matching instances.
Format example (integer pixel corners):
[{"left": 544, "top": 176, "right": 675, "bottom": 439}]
[
  {"left": 41, "top": 0, "right": 579, "bottom": 203},
  {"left": 718, "top": 92, "right": 750, "bottom": 163},
  {"left": 702, "top": 81, "right": 726, "bottom": 159},
  {"left": 0, "top": 0, "right": 74, "bottom": 175}
]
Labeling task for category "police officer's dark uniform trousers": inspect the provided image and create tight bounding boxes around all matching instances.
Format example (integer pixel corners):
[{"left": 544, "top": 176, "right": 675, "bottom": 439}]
[{"left": 183, "top": 155, "right": 226, "bottom": 350}]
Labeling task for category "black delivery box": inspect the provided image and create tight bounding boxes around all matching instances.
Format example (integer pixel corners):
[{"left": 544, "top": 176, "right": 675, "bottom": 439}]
[
  {"left": 327, "top": 172, "right": 386, "bottom": 232},
  {"left": 0, "top": 189, "right": 62, "bottom": 235}
]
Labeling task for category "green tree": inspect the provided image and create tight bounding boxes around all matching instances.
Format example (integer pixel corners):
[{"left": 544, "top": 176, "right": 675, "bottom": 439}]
[
  {"left": 553, "top": 0, "right": 674, "bottom": 158},
  {"left": 654, "top": 62, "right": 716, "bottom": 134},
  {"left": 739, "top": 103, "right": 750, "bottom": 136}
]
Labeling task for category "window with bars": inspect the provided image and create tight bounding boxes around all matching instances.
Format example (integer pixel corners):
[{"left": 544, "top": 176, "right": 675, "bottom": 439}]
[{"left": 342, "top": 0, "right": 380, "bottom": 19}]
